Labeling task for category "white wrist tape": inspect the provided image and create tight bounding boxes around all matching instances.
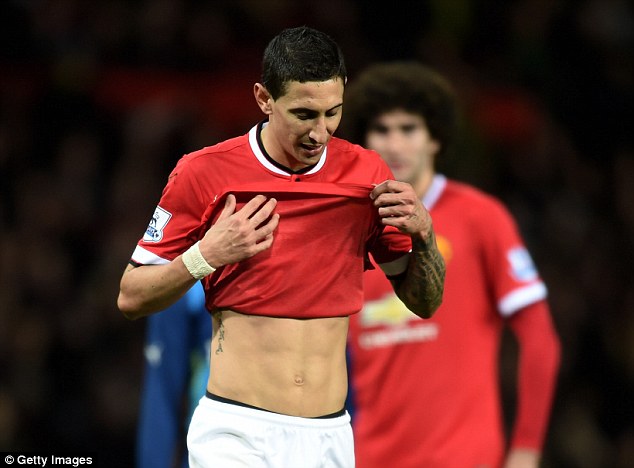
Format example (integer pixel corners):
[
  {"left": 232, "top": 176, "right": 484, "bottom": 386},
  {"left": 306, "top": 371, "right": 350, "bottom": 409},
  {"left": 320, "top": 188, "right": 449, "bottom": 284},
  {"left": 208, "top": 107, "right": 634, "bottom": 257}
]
[{"left": 182, "top": 241, "right": 216, "bottom": 279}]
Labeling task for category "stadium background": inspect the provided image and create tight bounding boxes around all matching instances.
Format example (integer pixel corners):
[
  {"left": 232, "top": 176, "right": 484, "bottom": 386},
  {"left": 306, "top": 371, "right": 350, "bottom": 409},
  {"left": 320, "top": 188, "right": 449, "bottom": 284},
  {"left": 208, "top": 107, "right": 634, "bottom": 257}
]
[{"left": 0, "top": 1, "right": 632, "bottom": 466}]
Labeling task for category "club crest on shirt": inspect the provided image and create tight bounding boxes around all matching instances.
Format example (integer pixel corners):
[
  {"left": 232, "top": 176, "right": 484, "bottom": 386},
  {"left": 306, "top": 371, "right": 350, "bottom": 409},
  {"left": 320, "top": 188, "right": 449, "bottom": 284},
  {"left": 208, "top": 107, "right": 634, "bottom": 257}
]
[
  {"left": 359, "top": 293, "right": 439, "bottom": 348},
  {"left": 361, "top": 293, "right": 418, "bottom": 327},
  {"left": 507, "top": 246, "right": 538, "bottom": 282},
  {"left": 143, "top": 206, "right": 172, "bottom": 242},
  {"left": 435, "top": 234, "right": 453, "bottom": 264}
]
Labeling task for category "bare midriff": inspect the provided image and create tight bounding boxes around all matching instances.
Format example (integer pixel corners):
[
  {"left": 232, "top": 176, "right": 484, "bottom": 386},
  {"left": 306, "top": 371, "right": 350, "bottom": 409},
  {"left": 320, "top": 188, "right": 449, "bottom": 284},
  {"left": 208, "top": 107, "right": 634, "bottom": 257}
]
[{"left": 207, "top": 309, "right": 349, "bottom": 417}]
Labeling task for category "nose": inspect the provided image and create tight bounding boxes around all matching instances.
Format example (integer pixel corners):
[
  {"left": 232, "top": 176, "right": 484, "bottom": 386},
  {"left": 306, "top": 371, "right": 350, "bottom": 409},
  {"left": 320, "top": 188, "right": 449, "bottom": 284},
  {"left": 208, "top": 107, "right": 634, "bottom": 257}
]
[
  {"left": 383, "top": 131, "right": 405, "bottom": 156},
  {"left": 308, "top": 117, "right": 329, "bottom": 144}
]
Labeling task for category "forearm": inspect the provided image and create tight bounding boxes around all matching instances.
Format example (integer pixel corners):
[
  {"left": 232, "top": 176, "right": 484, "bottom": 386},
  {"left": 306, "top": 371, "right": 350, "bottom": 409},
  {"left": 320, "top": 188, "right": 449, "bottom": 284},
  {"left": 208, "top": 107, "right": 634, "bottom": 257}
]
[
  {"left": 370, "top": 180, "right": 445, "bottom": 318},
  {"left": 117, "top": 258, "right": 198, "bottom": 320},
  {"left": 393, "top": 230, "right": 445, "bottom": 318},
  {"left": 118, "top": 194, "right": 279, "bottom": 320}
]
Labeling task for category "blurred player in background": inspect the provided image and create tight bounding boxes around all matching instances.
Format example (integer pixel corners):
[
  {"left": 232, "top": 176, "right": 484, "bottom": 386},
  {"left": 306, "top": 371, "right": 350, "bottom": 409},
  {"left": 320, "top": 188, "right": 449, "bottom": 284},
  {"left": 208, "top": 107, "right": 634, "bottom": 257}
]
[
  {"left": 136, "top": 282, "right": 210, "bottom": 468},
  {"left": 342, "top": 61, "right": 561, "bottom": 468}
]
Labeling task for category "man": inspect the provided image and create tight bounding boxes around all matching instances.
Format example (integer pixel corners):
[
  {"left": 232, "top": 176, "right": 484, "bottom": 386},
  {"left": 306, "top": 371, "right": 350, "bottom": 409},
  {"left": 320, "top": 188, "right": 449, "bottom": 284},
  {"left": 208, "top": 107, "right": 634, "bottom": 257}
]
[
  {"left": 136, "top": 282, "right": 210, "bottom": 468},
  {"left": 341, "top": 62, "right": 561, "bottom": 468},
  {"left": 118, "top": 28, "right": 445, "bottom": 467}
]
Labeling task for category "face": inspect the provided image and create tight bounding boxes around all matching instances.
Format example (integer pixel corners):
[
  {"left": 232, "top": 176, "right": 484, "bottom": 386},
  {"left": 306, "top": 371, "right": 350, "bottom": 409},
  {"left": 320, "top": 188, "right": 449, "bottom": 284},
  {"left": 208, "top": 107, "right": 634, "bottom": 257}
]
[
  {"left": 365, "top": 109, "right": 440, "bottom": 191},
  {"left": 255, "top": 78, "right": 344, "bottom": 171}
]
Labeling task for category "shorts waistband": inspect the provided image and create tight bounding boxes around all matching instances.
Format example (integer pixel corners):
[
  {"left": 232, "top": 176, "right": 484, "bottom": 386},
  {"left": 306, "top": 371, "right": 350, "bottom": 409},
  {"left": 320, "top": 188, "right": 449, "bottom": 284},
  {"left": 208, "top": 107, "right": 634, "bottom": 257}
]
[{"left": 205, "top": 391, "right": 346, "bottom": 419}]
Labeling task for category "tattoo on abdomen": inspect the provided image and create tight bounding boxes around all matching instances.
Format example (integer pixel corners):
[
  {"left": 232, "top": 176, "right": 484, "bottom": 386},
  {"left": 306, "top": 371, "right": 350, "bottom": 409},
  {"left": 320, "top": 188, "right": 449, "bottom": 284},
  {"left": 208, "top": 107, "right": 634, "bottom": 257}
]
[{"left": 215, "top": 313, "right": 225, "bottom": 354}]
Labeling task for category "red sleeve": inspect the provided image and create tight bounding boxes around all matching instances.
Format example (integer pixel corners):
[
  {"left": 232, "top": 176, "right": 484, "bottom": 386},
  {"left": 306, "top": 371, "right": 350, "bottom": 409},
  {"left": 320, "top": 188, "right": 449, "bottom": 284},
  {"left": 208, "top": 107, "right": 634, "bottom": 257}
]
[
  {"left": 507, "top": 300, "right": 561, "bottom": 450},
  {"left": 369, "top": 225, "right": 412, "bottom": 265},
  {"left": 134, "top": 155, "right": 209, "bottom": 263}
]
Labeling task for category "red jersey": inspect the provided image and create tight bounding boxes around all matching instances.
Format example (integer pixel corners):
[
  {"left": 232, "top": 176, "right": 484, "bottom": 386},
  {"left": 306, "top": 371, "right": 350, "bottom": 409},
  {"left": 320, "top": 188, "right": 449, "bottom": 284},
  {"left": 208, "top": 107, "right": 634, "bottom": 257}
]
[
  {"left": 131, "top": 122, "right": 411, "bottom": 318},
  {"left": 348, "top": 175, "right": 548, "bottom": 467}
]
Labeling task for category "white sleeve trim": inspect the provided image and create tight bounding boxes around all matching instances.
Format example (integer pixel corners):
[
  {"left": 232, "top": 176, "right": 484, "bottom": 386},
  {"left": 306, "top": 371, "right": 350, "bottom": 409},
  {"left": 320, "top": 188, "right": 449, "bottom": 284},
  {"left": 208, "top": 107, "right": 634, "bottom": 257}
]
[
  {"left": 377, "top": 253, "right": 410, "bottom": 277},
  {"left": 498, "top": 282, "right": 548, "bottom": 317},
  {"left": 131, "top": 245, "right": 171, "bottom": 265}
]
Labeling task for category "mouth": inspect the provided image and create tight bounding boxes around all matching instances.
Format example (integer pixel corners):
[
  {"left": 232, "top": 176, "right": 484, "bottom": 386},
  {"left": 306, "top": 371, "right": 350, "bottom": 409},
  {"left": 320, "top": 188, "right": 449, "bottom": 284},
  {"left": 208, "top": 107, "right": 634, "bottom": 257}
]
[
  {"left": 388, "top": 161, "right": 405, "bottom": 171},
  {"left": 300, "top": 143, "right": 324, "bottom": 157}
]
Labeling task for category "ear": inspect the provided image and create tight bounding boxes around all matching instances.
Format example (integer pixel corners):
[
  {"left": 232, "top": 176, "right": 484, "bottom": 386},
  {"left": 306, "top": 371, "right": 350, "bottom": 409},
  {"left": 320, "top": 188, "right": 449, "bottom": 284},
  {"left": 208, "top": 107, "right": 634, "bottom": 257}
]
[
  {"left": 254, "top": 83, "right": 273, "bottom": 115},
  {"left": 429, "top": 138, "right": 441, "bottom": 157}
]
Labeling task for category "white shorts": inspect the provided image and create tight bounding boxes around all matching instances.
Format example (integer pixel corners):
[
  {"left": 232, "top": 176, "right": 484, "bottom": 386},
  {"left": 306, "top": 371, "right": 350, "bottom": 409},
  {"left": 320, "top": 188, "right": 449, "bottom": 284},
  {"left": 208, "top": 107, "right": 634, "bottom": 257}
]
[{"left": 187, "top": 395, "right": 355, "bottom": 468}]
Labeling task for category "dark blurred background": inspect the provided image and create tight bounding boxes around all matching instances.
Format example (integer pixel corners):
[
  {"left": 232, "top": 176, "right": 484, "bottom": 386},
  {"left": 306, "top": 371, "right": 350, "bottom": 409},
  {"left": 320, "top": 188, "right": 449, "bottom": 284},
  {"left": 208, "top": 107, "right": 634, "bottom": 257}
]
[{"left": 0, "top": 1, "right": 632, "bottom": 467}]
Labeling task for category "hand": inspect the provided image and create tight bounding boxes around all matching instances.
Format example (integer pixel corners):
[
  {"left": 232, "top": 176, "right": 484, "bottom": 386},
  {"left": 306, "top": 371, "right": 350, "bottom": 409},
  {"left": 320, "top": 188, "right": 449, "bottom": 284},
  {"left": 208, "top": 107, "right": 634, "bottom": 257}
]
[
  {"left": 370, "top": 180, "right": 432, "bottom": 238},
  {"left": 198, "top": 194, "right": 280, "bottom": 267},
  {"left": 503, "top": 448, "right": 541, "bottom": 468}
]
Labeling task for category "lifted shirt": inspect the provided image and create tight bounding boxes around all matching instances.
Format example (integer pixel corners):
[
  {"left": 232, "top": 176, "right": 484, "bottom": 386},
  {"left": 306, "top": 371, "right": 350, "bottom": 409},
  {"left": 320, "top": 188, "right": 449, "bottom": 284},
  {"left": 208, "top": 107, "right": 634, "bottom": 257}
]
[{"left": 131, "top": 122, "right": 411, "bottom": 318}]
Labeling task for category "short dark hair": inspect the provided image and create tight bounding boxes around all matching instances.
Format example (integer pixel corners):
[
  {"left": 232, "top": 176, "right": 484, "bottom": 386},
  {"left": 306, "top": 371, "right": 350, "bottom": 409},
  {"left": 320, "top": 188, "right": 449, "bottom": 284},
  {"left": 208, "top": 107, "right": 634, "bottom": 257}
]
[
  {"left": 341, "top": 61, "right": 458, "bottom": 158},
  {"left": 262, "top": 26, "right": 347, "bottom": 100}
]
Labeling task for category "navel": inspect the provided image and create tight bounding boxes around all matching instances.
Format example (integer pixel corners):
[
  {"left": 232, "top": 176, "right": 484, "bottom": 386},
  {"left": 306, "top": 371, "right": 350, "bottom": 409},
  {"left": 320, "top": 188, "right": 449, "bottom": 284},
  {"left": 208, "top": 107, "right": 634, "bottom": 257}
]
[{"left": 294, "top": 375, "right": 305, "bottom": 386}]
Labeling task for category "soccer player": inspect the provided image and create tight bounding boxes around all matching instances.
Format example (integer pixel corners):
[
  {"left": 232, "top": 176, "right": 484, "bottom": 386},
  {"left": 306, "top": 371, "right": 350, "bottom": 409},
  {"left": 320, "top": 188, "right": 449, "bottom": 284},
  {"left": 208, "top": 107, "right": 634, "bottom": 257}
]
[
  {"left": 136, "top": 282, "right": 210, "bottom": 468},
  {"left": 117, "top": 28, "right": 445, "bottom": 467},
  {"left": 342, "top": 62, "right": 561, "bottom": 468}
]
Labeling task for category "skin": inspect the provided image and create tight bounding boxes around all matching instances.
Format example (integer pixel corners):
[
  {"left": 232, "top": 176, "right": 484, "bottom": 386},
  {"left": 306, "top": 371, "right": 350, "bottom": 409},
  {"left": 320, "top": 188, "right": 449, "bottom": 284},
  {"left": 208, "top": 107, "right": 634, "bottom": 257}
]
[
  {"left": 365, "top": 109, "right": 439, "bottom": 199},
  {"left": 366, "top": 108, "right": 540, "bottom": 468},
  {"left": 253, "top": 78, "right": 343, "bottom": 171},
  {"left": 118, "top": 81, "right": 444, "bottom": 417}
]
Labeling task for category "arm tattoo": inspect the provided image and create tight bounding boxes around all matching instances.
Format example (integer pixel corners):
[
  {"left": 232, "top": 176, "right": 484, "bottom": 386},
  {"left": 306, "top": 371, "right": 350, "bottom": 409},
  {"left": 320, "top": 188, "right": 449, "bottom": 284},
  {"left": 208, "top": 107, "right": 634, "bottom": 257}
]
[{"left": 394, "top": 231, "right": 445, "bottom": 318}]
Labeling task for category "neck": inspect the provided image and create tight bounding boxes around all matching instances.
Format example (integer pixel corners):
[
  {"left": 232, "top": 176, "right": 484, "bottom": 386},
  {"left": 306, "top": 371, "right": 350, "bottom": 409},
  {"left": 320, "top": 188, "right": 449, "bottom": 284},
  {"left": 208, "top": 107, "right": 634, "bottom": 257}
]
[
  {"left": 414, "top": 169, "right": 436, "bottom": 199},
  {"left": 259, "top": 122, "right": 310, "bottom": 173}
]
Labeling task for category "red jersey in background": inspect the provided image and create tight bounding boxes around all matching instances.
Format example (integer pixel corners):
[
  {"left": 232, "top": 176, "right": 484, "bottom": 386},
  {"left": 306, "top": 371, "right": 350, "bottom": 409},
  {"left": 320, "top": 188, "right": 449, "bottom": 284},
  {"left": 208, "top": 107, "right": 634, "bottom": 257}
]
[{"left": 348, "top": 175, "right": 549, "bottom": 468}]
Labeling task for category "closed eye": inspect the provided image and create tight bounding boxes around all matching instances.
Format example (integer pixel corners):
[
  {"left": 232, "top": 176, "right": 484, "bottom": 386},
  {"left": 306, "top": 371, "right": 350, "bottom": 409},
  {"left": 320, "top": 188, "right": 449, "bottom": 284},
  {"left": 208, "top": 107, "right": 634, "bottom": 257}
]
[
  {"left": 290, "top": 104, "right": 342, "bottom": 121},
  {"left": 400, "top": 124, "right": 418, "bottom": 134},
  {"left": 293, "top": 111, "right": 316, "bottom": 120},
  {"left": 369, "top": 123, "right": 389, "bottom": 135}
]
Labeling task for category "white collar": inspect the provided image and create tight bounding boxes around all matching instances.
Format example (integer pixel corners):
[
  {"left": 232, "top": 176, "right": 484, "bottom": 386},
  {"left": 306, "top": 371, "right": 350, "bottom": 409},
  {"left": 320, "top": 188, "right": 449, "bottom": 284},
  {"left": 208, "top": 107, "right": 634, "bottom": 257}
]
[
  {"left": 248, "top": 123, "right": 328, "bottom": 176},
  {"left": 422, "top": 174, "right": 447, "bottom": 209}
]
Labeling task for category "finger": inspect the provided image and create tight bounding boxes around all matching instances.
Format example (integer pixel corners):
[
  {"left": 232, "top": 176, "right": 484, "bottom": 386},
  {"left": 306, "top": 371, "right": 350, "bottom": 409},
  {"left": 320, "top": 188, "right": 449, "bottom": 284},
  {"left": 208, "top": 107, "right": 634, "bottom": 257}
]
[
  {"left": 380, "top": 216, "right": 410, "bottom": 232},
  {"left": 255, "top": 213, "right": 280, "bottom": 239},
  {"left": 249, "top": 198, "right": 278, "bottom": 226},
  {"left": 378, "top": 203, "right": 411, "bottom": 220},
  {"left": 216, "top": 194, "right": 237, "bottom": 222},
  {"left": 380, "top": 207, "right": 428, "bottom": 233},
  {"left": 236, "top": 194, "right": 270, "bottom": 219},
  {"left": 374, "top": 191, "right": 414, "bottom": 209},
  {"left": 253, "top": 233, "right": 275, "bottom": 252},
  {"left": 369, "top": 180, "right": 391, "bottom": 200}
]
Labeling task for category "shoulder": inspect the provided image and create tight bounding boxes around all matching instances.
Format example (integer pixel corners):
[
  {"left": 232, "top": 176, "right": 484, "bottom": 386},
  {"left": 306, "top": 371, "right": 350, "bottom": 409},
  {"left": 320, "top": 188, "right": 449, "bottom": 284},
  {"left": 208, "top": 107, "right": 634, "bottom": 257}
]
[
  {"left": 183, "top": 134, "right": 250, "bottom": 166},
  {"left": 328, "top": 137, "right": 391, "bottom": 178},
  {"left": 438, "top": 179, "right": 520, "bottom": 238},
  {"left": 164, "top": 133, "right": 250, "bottom": 192},
  {"left": 171, "top": 134, "right": 250, "bottom": 181},
  {"left": 329, "top": 137, "right": 382, "bottom": 160},
  {"left": 444, "top": 179, "right": 512, "bottom": 216}
]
